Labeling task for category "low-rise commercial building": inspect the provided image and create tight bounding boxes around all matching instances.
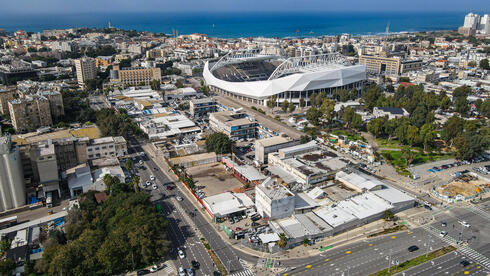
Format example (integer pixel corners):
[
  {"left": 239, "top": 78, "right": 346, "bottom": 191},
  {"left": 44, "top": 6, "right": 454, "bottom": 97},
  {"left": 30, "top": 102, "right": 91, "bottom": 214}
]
[
  {"left": 189, "top": 97, "right": 217, "bottom": 118},
  {"left": 255, "top": 177, "right": 296, "bottom": 220},
  {"left": 209, "top": 111, "right": 257, "bottom": 141},
  {"left": 255, "top": 136, "right": 299, "bottom": 164}
]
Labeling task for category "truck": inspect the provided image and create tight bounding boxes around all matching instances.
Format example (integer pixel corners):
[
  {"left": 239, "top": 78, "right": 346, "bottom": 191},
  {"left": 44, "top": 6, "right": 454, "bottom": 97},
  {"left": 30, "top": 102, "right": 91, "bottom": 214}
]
[{"left": 46, "top": 192, "right": 53, "bottom": 208}]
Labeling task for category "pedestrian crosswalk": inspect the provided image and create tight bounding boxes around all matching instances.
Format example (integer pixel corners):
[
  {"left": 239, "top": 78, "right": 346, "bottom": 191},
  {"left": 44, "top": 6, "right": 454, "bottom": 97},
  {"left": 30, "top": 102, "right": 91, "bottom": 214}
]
[
  {"left": 421, "top": 224, "right": 490, "bottom": 270},
  {"left": 466, "top": 205, "right": 490, "bottom": 221},
  {"left": 229, "top": 269, "right": 255, "bottom": 276}
]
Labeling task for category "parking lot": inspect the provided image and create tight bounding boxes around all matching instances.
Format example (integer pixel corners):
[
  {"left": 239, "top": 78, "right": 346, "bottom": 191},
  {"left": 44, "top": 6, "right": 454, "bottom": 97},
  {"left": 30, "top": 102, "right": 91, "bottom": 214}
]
[
  {"left": 187, "top": 162, "right": 244, "bottom": 197},
  {"left": 411, "top": 156, "right": 490, "bottom": 183}
]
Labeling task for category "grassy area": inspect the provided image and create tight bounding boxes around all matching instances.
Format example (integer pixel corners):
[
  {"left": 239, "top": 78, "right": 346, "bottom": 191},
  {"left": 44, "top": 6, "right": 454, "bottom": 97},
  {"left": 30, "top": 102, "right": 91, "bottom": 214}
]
[
  {"left": 201, "top": 238, "right": 228, "bottom": 275},
  {"left": 331, "top": 129, "right": 367, "bottom": 142},
  {"left": 370, "top": 246, "right": 457, "bottom": 276},
  {"left": 368, "top": 224, "right": 408, "bottom": 238},
  {"left": 381, "top": 150, "right": 454, "bottom": 176}
]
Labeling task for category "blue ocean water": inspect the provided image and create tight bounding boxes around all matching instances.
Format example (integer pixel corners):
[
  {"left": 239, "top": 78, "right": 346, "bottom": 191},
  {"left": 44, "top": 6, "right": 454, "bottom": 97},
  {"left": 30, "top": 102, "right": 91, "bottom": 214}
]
[{"left": 0, "top": 11, "right": 466, "bottom": 38}]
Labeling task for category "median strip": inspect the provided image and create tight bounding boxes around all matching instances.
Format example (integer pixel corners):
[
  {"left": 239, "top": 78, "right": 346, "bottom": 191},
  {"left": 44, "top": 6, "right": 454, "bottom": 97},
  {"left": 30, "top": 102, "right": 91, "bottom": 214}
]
[{"left": 369, "top": 245, "right": 456, "bottom": 276}]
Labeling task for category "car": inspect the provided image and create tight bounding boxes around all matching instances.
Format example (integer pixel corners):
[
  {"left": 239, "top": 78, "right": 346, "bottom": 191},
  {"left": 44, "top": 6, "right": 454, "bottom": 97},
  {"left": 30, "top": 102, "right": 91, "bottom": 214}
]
[
  {"left": 150, "top": 265, "right": 159, "bottom": 272},
  {"left": 178, "top": 249, "right": 185, "bottom": 259},
  {"left": 408, "top": 245, "right": 419, "bottom": 252},
  {"left": 178, "top": 267, "right": 186, "bottom": 276},
  {"left": 137, "top": 269, "right": 150, "bottom": 275},
  {"left": 460, "top": 260, "right": 471, "bottom": 267},
  {"left": 150, "top": 175, "right": 155, "bottom": 181},
  {"left": 152, "top": 184, "right": 158, "bottom": 190},
  {"left": 235, "top": 227, "right": 243, "bottom": 231},
  {"left": 176, "top": 196, "right": 183, "bottom": 201},
  {"left": 166, "top": 185, "right": 174, "bottom": 190},
  {"left": 459, "top": 221, "right": 471, "bottom": 227},
  {"left": 251, "top": 221, "right": 259, "bottom": 227},
  {"left": 441, "top": 165, "right": 448, "bottom": 169},
  {"left": 139, "top": 160, "right": 143, "bottom": 165},
  {"left": 191, "top": 260, "right": 200, "bottom": 270},
  {"left": 440, "top": 231, "right": 448, "bottom": 237},
  {"left": 441, "top": 221, "right": 447, "bottom": 227},
  {"left": 187, "top": 268, "right": 195, "bottom": 276},
  {"left": 233, "top": 216, "right": 240, "bottom": 223}
]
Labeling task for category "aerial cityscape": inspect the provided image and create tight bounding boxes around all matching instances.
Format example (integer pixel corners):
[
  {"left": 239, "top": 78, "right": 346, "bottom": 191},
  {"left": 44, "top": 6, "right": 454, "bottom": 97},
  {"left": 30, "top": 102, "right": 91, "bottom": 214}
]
[{"left": 0, "top": 1, "right": 489, "bottom": 276}]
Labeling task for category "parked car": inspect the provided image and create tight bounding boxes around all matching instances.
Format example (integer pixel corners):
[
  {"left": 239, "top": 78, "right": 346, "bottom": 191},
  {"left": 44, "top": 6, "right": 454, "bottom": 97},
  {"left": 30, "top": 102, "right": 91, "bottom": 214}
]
[
  {"left": 441, "top": 221, "right": 447, "bottom": 227},
  {"left": 152, "top": 184, "right": 158, "bottom": 190},
  {"left": 150, "top": 175, "right": 155, "bottom": 181},
  {"left": 459, "top": 221, "right": 471, "bottom": 227},
  {"left": 187, "top": 268, "right": 195, "bottom": 276},
  {"left": 176, "top": 196, "right": 183, "bottom": 201},
  {"left": 460, "top": 260, "right": 470, "bottom": 267},
  {"left": 150, "top": 265, "right": 159, "bottom": 272},
  {"left": 408, "top": 245, "right": 419, "bottom": 252},
  {"left": 137, "top": 269, "right": 150, "bottom": 275},
  {"left": 178, "top": 267, "right": 186, "bottom": 276},
  {"left": 167, "top": 185, "right": 174, "bottom": 190},
  {"left": 178, "top": 249, "right": 185, "bottom": 259},
  {"left": 440, "top": 231, "right": 448, "bottom": 237},
  {"left": 191, "top": 260, "right": 200, "bottom": 270}
]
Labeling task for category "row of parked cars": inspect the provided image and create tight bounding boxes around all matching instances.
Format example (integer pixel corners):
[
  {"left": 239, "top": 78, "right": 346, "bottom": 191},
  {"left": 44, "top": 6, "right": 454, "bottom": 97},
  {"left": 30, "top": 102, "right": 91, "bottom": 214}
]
[{"left": 428, "top": 155, "right": 489, "bottom": 173}]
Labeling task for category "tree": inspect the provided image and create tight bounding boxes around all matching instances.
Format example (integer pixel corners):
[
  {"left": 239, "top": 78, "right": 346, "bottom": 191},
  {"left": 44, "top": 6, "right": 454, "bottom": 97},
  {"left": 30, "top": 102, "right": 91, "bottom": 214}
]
[
  {"left": 299, "top": 98, "right": 306, "bottom": 108},
  {"left": 478, "top": 99, "right": 490, "bottom": 117},
  {"left": 454, "top": 96, "right": 469, "bottom": 115},
  {"left": 205, "top": 132, "right": 233, "bottom": 154},
  {"left": 367, "top": 118, "right": 386, "bottom": 138},
  {"left": 320, "top": 99, "right": 336, "bottom": 125},
  {"left": 442, "top": 116, "right": 464, "bottom": 146},
  {"left": 124, "top": 159, "right": 132, "bottom": 172},
  {"left": 303, "top": 238, "right": 310, "bottom": 247},
  {"left": 278, "top": 233, "right": 288, "bottom": 248},
  {"left": 452, "top": 86, "right": 471, "bottom": 98},
  {"left": 0, "top": 239, "right": 11, "bottom": 255},
  {"left": 410, "top": 104, "right": 428, "bottom": 128},
  {"left": 401, "top": 146, "right": 415, "bottom": 166},
  {"left": 453, "top": 133, "right": 488, "bottom": 160},
  {"left": 383, "top": 210, "right": 395, "bottom": 221},
  {"left": 281, "top": 100, "right": 289, "bottom": 113},
  {"left": 299, "top": 135, "right": 312, "bottom": 144},
  {"left": 150, "top": 79, "right": 161, "bottom": 91},
  {"left": 420, "top": 124, "right": 436, "bottom": 151},
  {"left": 439, "top": 96, "right": 451, "bottom": 110},
  {"left": 406, "top": 125, "right": 421, "bottom": 146},
  {"left": 131, "top": 176, "right": 140, "bottom": 192},
  {"left": 0, "top": 258, "right": 15, "bottom": 275},
  {"left": 480, "top": 58, "right": 490, "bottom": 70},
  {"left": 468, "top": 61, "right": 477, "bottom": 68},
  {"left": 288, "top": 102, "right": 296, "bottom": 113},
  {"left": 306, "top": 107, "right": 322, "bottom": 126},
  {"left": 267, "top": 96, "right": 277, "bottom": 108}
]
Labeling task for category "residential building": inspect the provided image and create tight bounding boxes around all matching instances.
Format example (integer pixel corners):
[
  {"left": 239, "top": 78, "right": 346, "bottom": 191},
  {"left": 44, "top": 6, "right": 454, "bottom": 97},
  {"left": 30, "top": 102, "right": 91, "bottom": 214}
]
[
  {"left": 95, "top": 56, "right": 113, "bottom": 67},
  {"left": 85, "top": 136, "right": 128, "bottom": 160},
  {"left": 189, "top": 97, "right": 217, "bottom": 117},
  {"left": 359, "top": 55, "right": 422, "bottom": 75},
  {"left": 0, "top": 135, "right": 26, "bottom": 212},
  {"left": 75, "top": 57, "right": 97, "bottom": 86},
  {"left": 8, "top": 95, "right": 53, "bottom": 132},
  {"left": 30, "top": 141, "right": 60, "bottom": 197},
  {"left": 209, "top": 111, "right": 257, "bottom": 141},
  {"left": 111, "top": 64, "right": 161, "bottom": 86},
  {"left": 0, "top": 85, "right": 16, "bottom": 115},
  {"left": 38, "top": 91, "right": 64, "bottom": 121},
  {"left": 373, "top": 107, "right": 409, "bottom": 120}
]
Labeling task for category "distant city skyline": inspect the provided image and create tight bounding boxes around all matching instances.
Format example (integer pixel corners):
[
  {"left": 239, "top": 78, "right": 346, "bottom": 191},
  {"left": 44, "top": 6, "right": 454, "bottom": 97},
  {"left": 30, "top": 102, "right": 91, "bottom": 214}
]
[{"left": 0, "top": 0, "right": 489, "bottom": 14}]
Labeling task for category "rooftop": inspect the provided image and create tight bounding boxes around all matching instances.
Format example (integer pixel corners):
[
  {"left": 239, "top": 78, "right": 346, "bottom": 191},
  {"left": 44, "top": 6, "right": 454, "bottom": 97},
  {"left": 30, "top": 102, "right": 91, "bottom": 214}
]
[
  {"left": 257, "top": 177, "right": 294, "bottom": 200},
  {"left": 255, "top": 136, "right": 292, "bottom": 148}
]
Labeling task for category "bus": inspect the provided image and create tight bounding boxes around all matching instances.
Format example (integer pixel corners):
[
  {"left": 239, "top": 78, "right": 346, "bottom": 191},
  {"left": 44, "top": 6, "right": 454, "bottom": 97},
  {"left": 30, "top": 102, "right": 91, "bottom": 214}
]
[{"left": 0, "top": 216, "right": 17, "bottom": 230}]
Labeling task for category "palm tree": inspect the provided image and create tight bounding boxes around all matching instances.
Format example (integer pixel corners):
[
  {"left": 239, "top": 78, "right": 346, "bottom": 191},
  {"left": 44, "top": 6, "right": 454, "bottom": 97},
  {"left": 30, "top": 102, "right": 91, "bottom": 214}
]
[{"left": 278, "top": 233, "right": 288, "bottom": 248}]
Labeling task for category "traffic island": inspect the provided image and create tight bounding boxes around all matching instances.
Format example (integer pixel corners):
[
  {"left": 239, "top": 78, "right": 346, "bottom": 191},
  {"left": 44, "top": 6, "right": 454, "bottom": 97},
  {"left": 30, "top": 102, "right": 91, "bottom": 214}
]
[
  {"left": 370, "top": 245, "right": 456, "bottom": 276},
  {"left": 201, "top": 237, "right": 228, "bottom": 276}
]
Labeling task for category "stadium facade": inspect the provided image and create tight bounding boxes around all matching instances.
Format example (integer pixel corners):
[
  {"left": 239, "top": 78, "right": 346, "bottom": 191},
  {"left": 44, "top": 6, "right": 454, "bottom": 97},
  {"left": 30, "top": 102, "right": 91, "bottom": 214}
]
[{"left": 203, "top": 49, "right": 366, "bottom": 106}]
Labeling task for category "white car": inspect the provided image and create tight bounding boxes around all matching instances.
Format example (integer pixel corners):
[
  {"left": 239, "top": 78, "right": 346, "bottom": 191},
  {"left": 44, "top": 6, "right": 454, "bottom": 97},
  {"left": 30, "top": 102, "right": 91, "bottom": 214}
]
[
  {"left": 178, "top": 266, "right": 186, "bottom": 276},
  {"left": 440, "top": 231, "right": 448, "bottom": 237},
  {"left": 139, "top": 160, "right": 143, "bottom": 165},
  {"left": 150, "top": 265, "right": 159, "bottom": 272},
  {"left": 150, "top": 175, "right": 155, "bottom": 181},
  {"left": 459, "top": 221, "right": 471, "bottom": 227},
  {"left": 152, "top": 184, "right": 158, "bottom": 190},
  {"left": 178, "top": 249, "right": 185, "bottom": 259},
  {"left": 176, "top": 196, "right": 183, "bottom": 201}
]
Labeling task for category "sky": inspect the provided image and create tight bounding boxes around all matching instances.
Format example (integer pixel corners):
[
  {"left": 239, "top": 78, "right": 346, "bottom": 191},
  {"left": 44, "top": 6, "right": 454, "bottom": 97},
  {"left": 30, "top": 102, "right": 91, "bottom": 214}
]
[{"left": 1, "top": 0, "right": 489, "bottom": 13}]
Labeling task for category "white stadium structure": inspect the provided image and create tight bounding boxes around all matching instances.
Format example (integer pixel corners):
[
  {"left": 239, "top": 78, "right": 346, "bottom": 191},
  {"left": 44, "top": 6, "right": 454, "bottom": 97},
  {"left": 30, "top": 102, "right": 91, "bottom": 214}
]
[{"left": 203, "top": 49, "right": 366, "bottom": 106}]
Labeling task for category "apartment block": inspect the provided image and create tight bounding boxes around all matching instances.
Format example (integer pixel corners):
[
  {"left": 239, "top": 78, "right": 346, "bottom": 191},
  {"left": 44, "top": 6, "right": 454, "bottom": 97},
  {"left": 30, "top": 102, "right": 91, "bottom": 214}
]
[
  {"left": 38, "top": 91, "right": 64, "bottom": 121},
  {"left": 111, "top": 64, "right": 161, "bottom": 86},
  {"left": 8, "top": 95, "right": 53, "bottom": 132},
  {"left": 86, "top": 136, "right": 128, "bottom": 160},
  {"left": 0, "top": 85, "right": 16, "bottom": 115},
  {"left": 359, "top": 55, "right": 422, "bottom": 76},
  {"left": 75, "top": 57, "right": 97, "bottom": 86}
]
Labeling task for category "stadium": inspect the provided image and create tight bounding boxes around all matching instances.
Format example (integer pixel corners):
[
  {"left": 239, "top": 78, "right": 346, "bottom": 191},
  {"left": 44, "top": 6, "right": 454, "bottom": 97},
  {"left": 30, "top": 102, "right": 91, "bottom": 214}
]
[{"left": 203, "top": 49, "right": 366, "bottom": 106}]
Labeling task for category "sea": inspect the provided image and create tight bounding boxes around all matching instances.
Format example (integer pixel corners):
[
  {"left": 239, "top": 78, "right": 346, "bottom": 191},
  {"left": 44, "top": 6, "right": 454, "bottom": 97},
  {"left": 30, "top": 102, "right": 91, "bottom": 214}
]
[{"left": 0, "top": 11, "right": 468, "bottom": 38}]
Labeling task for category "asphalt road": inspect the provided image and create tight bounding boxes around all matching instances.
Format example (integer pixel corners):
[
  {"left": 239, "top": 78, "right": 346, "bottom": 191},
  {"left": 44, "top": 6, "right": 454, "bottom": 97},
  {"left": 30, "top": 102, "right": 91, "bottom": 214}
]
[
  {"left": 129, "top": 138, "right": 250, "bottom": 275},
  {"left": 128, "top": 141, "right": 215, "bottom": 275}
]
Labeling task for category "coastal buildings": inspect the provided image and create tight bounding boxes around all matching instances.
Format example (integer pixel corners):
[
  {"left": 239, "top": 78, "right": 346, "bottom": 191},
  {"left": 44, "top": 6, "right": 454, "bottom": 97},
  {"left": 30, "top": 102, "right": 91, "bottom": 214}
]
[
  {"left": 75, "top": 57, "right": 97, "bottom": 86},
  {"left": 458, "top": 12, "right": 490, "bottom": 36}
]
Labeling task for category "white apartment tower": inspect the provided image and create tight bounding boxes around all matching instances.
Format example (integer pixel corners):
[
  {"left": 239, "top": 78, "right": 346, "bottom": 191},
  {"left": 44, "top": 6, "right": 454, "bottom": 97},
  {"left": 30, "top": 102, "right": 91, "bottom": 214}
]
[{"left": 75, "top": 57, "right": 97, "bottom": 86}]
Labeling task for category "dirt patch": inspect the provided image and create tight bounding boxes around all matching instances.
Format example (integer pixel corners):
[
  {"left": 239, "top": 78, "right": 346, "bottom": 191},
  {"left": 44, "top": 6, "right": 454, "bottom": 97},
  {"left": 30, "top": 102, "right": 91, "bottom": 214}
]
[{"left": 436, "top": 174, "right": 490, "bottom": 197}]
